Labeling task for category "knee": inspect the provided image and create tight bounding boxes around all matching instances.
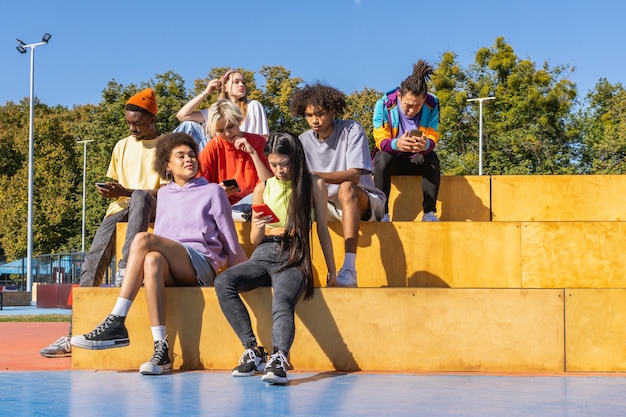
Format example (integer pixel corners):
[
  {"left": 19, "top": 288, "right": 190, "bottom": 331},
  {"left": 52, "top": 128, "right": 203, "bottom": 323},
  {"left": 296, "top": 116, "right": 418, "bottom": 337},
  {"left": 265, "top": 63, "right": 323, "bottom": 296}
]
[
  {"left": 337, "top": 181, "right": 358, "bottom": 203},
  {"left": 214, "top": 272, "right": 234, "bottom": 297},
  {"left": 425, "top": 151, "right": 441, "bottom": 171},
  {"left": 129, "top": 189, "right": 153, "bottom": 210},
  {"left": 129, "top": 231, "right": 152, "bottom": 251},
  {"left": 143, "top": 251, "right": 164, "bottom": 270}
]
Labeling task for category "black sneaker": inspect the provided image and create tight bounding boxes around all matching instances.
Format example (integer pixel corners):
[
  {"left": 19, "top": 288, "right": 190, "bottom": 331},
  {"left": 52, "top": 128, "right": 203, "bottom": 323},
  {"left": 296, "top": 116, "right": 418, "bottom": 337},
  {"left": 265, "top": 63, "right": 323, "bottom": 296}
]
[
  {"left": 232, "top": 347, "right": 267, "bottom": 377},
  {"left": 70, "top": 314, "right": 129, "bottom": 350},
  {"left": 139, "top": 339, "right": 172, "bottom": 375},
  {"left": 261, "top": 350, "right": 291, "bottom": 384}
]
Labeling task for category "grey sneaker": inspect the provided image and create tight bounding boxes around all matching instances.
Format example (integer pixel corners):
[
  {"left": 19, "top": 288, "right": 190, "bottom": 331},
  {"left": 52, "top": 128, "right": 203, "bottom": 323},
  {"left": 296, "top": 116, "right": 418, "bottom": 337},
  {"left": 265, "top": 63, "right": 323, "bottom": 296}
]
[
  {"left": 114, "top": 268, "right": 125, "bottom": 287},
  {"left": 71, "top": 314, "right": 129, "bottom": 350},
  {"left": 381, "top": 213, "right": 391, "bottom": 222},
  {"left": 139, "top": 339, "right": 172, "bottom": 375},
  {"left": 261, "top": 350, "right": 291, "bottom": 385},
  {"left": 232, "top": 347, "right": 268, "bottom": 377},
  {"left": 336, "top": 269, "right": 357, "bottom": 287},
  {"left": 40, "top": 336, "right": 71, "bottom": 358},
  {"left": 422, "top": 211, "right": 439, "bottom": 222}
]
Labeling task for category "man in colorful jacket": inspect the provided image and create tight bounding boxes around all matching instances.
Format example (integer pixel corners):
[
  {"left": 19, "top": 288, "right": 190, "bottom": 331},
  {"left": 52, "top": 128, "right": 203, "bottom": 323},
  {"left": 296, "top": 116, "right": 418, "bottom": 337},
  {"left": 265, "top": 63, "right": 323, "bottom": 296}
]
[{"left": 372, "top": 60, "right": 441, "bottom": 222}]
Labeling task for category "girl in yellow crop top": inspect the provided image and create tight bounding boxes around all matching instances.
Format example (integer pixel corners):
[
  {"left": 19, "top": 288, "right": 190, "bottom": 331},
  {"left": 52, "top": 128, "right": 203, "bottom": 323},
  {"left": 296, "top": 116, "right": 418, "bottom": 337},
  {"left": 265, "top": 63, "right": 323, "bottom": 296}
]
[{"left": 214, "top": 131, "right": 336, "bottom": 385}]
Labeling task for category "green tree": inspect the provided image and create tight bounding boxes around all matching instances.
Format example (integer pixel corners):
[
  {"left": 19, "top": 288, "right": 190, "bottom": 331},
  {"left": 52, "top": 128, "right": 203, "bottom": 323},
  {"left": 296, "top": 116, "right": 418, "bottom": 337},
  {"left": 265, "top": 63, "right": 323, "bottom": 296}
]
[
  {"left": 0, "top": 102, "right": 81, "bottom": 259},
  {"left": 431, "top": 51, "right": 477, "bottom": 175},
  {"left": 578, "top": 79, "right": 626, "bottom": 173},
  {"left": 462, "top": 37, "right": 578, "bottom": 174},
  {"left": 259, "top": 66, "right": 305, "bottom": 133},
  {"left": 344, "top": 87, "right": 381, "bottom": 151}
]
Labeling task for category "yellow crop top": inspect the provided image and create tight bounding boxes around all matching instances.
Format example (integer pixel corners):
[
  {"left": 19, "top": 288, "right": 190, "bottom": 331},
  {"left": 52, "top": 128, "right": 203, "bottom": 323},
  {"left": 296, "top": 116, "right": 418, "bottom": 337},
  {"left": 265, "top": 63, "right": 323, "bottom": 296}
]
[{"left": 263, "top": 177, "right": 292, "bottom": 228}]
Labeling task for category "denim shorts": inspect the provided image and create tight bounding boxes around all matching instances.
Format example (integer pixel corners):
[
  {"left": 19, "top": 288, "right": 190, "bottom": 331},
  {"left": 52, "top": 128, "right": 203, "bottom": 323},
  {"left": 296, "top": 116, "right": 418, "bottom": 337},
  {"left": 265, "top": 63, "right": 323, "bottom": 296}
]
[{"left": 184, "top": 245, "right": 216, "bottom": 286}]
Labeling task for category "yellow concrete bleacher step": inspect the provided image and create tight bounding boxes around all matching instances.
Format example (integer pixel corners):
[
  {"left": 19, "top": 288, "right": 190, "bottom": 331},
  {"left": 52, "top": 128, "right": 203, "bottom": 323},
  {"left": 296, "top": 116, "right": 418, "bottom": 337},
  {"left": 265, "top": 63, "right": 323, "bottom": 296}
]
[
  {"left": 492, "top": 175, "right": 626, "bottom": 221},
  {"left": 117, "top": 220, "right": 626, "bottom": 289},
  {"left": 71, "top": 287, "right": 564, "bottom": 372},
  {"left": 90, "top": 174, "right": 626, "bottom": 373}
]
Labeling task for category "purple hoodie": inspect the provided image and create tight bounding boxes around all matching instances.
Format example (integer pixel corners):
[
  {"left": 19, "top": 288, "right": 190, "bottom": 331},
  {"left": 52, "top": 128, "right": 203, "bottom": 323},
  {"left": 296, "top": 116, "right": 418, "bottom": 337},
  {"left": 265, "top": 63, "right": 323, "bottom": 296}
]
[{"left": 153, "top": 177, "right": 247, "bottom": 272}]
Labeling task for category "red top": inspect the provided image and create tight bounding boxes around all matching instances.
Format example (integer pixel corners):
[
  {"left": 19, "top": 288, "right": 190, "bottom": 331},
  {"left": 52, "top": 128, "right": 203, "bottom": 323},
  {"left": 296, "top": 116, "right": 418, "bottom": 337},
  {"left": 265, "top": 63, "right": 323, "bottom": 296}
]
[{"left": 198, "top": 132, "right": 269, "bottom": 205}]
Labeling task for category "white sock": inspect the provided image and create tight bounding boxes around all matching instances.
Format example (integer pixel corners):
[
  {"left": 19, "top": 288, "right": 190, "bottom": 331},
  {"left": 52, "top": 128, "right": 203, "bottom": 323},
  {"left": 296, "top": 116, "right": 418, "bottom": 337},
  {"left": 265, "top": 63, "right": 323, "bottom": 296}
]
[
  {"left": 342, "top": 253, "right": 356, "bottom": 272},
  {"left": 151, "top": 326, "right": 166, "bottom": 342},
  {"left": 111, "top": 297, "right": 132, "bottom": 317}
]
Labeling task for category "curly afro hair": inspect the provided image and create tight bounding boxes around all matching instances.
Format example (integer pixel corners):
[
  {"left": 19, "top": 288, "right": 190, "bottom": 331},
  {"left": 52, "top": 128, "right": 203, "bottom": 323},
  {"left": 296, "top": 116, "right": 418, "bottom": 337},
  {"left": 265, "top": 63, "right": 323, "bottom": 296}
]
[
  {"left": 289, "top": 83, "right": 346, "bottom": 118},
  {"left": 154, "top": 132, "right": 200, "bottom": 180}
]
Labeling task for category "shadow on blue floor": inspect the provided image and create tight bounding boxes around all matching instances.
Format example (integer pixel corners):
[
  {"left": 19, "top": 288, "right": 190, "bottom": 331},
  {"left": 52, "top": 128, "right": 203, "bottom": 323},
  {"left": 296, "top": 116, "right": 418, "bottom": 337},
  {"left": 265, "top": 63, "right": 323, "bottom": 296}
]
[{"left": 2, "top": 371, "right": 626, "bottom": 417}]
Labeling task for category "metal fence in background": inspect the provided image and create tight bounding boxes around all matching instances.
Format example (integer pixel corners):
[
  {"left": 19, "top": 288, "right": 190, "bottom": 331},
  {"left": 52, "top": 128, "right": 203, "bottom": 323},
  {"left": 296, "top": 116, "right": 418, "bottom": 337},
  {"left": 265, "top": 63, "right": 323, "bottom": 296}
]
[{"left": 0, "top": 252, "right": 116, "bottom": 289}]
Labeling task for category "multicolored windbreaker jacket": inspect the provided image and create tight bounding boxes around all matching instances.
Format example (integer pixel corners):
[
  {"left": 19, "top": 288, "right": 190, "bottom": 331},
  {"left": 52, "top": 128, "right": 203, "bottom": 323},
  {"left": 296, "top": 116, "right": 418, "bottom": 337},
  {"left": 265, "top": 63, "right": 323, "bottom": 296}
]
[{"left": 372, "top": 88, "right": 440, "bottom": 155}]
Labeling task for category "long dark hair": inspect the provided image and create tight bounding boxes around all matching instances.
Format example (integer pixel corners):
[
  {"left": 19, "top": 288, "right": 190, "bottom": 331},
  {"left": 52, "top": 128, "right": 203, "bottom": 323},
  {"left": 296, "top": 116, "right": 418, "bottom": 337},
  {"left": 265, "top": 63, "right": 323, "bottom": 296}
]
[{"left": 265, "top": 131, "right": 314, "bottom": 299}]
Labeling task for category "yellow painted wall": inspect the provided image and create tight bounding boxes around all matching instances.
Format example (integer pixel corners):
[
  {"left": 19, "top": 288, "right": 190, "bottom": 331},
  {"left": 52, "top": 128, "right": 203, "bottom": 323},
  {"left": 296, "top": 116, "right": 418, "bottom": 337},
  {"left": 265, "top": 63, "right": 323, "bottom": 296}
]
[
  {"left": 389, "top": 175, "right": 491, "bottom": 222},
  {"left": 102, "top": 175, "right": 626, "bottom": 373},
  {"left": 565, "top": 289, "right": 626, "bottom": 372},
  {"left": 492, "top": 175, "right": 626, "bottom": 221},
  {"left": 71, "top": 287, "right": 564, "bottom": 372},
  {"left": 521, "top": 222, "right": 626, "bottom": 288}
]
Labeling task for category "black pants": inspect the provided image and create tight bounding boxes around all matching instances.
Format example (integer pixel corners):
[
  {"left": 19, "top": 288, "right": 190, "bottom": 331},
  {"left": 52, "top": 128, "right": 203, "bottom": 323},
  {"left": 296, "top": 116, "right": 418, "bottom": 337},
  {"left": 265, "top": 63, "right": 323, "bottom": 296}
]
[{"left": 373, "top": 151, "right": 441, "bottom": 213}]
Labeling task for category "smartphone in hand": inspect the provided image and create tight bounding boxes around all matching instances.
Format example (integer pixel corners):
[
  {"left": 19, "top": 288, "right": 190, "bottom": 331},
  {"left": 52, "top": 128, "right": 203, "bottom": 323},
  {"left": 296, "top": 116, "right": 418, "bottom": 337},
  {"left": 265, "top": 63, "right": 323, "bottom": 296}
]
[
  {"left": 252, "top": 204, "right": 279, "bottom": 223},
  {"left": 409, "top": 129, "right": 423, "bottom": 138},
  {"left": 222, "top": 178, "right": 239, "bottom": 189},
  {"left": 95, "top": 182, "right": 109, "bottom": 188}
]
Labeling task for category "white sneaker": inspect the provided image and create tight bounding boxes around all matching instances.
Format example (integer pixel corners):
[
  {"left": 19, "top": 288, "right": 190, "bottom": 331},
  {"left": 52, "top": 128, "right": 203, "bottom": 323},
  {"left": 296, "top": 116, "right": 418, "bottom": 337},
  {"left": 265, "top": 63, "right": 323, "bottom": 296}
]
[
  {"left": 422, "top": 211, "right": 439, "bottom": 222},
  {"left": 40, "top": 336, "right": 72, "bottom": 358},
  {"left": 114, "top": 268, "right": 125, "bottom": 287},
  {"left": 336, "top": 269, "right": 357, "bottom": 287},
  {"left": 139, "top": 339, "right": 172, "bottom": 375},
  {"left": 381, "top": 213, "right": 391, "bottom": 222}
]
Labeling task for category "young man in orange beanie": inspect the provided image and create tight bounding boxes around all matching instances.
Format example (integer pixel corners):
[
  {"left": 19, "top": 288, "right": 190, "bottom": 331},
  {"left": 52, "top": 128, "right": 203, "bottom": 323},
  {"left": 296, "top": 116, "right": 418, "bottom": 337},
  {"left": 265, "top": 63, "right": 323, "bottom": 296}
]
[{"left": 40, "top": 88, "right": 164, "bottom": 358}]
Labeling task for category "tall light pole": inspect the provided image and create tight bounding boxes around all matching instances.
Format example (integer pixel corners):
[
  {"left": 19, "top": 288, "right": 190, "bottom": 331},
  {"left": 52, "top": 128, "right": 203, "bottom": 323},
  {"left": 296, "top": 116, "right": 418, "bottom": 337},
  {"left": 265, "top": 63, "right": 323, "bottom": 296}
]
[
  {"left": 16, "top": 33, "right": 51, "bottom": 293},
  {"left": 76, "top": 137, "right": 94, "bottom": 253},
  {"left": 467, "top": 92, "right": 495, "bottom": 175}
]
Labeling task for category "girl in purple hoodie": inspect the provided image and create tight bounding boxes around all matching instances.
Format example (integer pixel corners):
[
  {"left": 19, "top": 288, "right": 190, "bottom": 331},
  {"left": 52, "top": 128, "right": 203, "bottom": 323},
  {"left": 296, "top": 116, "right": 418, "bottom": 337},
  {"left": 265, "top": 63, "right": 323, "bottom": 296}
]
[{"left": 71, "top": 132, "right": 247, "bottom": 375}]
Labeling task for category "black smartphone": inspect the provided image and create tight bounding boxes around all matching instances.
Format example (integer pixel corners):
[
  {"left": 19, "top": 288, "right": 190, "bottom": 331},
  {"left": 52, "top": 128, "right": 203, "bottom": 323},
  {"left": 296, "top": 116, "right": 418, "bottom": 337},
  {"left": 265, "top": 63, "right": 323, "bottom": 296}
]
[
  {"left": 409, "top": 129, "right": 423, "bottom": 138},
  {"left": 223, "top": 179, "right": 239, "bottom": 189},
  {"left": 95, "top": 182, "right": 108, "bottom": 188}
]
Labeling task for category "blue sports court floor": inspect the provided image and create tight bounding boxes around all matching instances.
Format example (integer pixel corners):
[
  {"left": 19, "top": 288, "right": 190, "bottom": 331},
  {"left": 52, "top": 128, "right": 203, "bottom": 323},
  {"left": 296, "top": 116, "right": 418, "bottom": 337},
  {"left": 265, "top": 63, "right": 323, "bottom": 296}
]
[
  {"left": 3, "top": 305, "right": 626, "bottom": 416},
  {"left": 3, "top": 370, "right": 626, "bottom": 416}
]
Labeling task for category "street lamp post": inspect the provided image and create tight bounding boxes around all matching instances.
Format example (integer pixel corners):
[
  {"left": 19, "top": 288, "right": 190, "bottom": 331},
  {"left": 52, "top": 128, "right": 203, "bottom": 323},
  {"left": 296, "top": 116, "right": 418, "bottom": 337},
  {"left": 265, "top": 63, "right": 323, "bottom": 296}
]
[
  {"left": 16, "top": 33, "right": 51, "bottom": 292},
  {"left": 76, "top": 138, "right": 94, "bottom": 253},
  {"left": 467, "top": 92, "right": 495, "bottom": 175}
]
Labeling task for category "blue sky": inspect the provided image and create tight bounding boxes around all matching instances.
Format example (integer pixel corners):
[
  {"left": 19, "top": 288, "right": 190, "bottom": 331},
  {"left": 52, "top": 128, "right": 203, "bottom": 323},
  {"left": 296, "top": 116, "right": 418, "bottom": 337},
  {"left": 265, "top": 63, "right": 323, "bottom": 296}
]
[{"left": 1, "top": 0, "right": 624, "bottom": 108}]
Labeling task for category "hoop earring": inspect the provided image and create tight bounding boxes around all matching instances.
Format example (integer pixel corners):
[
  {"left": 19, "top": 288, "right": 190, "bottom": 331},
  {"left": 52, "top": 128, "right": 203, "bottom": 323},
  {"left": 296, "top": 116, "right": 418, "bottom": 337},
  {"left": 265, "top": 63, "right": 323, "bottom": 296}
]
[{"left": 166, "top": 171, "right": 173, "bottom": 182}]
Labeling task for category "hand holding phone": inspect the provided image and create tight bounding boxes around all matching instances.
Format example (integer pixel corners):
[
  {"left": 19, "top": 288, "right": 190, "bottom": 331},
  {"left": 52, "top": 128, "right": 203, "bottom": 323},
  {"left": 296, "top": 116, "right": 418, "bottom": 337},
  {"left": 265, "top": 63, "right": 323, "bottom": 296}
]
[
  {"left": 252, "top": 204, "right": 279, "bottom": 223},
  {"left": 222, "top": 179, "right": 240, "bottom": 190},
  {"left": 409, "top": 129, "right": 423, "bottom": 138}
]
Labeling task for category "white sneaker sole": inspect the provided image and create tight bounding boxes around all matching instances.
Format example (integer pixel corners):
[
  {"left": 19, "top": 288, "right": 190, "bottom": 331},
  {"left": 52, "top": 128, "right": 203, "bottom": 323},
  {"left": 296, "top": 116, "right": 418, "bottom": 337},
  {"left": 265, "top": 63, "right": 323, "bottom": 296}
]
[
  {"left": 261, "top": 371, "right": 287, "bottom": 384},
  {"left": 140, "top": 362, "right": 171, "bottom": 375},
  {"left": 70, "top": 335, "right": 129, "bottom": 350}
]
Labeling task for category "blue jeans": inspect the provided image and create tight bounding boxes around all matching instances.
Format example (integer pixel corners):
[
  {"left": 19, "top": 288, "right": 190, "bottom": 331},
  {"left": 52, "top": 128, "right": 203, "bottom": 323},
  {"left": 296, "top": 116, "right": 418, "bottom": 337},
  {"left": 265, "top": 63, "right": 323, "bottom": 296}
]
[
  {"left": 173, "top": 121, "right": 209, "bottom": 152},
  {"left": 79, "top": 190, "right": 155, "bottom": 287},
  {"left": 214, "top": 240, "right": 307, "bottom": 354}
]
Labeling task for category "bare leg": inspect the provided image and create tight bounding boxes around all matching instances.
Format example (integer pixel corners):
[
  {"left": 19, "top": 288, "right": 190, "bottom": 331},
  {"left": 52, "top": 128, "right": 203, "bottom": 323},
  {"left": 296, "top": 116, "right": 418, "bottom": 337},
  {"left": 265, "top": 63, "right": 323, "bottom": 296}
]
[
  {"left": 118, "top": 232, "right": 198, "bottom": 326},
  {"left": 336, "top": 181, "right": 371, "bottom": 254}
]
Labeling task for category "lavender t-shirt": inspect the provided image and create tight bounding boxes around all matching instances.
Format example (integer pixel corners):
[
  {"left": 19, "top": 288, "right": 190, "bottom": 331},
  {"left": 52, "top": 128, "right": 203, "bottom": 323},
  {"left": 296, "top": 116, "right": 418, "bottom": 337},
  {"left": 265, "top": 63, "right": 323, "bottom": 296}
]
[{"left": 299, "top": 119, "right": 385, "bottom": 206}]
